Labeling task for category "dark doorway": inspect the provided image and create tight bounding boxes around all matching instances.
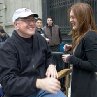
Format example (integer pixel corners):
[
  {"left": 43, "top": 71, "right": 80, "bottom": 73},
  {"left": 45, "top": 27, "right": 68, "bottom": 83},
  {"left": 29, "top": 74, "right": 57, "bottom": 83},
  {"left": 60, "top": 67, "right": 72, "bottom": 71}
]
[{"left": 42, "top": 0, "right": 97, "bottom": 36}]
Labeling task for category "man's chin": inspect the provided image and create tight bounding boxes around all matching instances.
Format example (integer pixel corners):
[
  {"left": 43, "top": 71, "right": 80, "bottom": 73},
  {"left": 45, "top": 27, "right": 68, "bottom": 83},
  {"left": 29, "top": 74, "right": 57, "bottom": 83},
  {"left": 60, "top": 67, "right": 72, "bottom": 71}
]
[{"left": 29, "top": 30, "right": 35, "bottom": 35}]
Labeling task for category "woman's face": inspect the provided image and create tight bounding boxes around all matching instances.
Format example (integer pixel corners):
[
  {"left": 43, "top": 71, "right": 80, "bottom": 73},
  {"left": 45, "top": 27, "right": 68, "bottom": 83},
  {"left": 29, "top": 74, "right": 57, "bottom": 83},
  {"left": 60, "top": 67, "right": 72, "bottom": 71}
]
[
  {"left": 70, "top": 10, "right": 79, "bottom": 31},
  {"left": 47, "top": 18, "right": 53, "bottom": 26}
]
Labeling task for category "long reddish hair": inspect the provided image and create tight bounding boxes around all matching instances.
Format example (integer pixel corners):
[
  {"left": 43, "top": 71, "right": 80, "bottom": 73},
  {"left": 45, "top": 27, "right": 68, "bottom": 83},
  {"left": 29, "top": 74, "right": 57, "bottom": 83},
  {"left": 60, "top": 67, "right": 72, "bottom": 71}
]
[{"left": 68, "top": 3, "right": 97, "bottom": 49}]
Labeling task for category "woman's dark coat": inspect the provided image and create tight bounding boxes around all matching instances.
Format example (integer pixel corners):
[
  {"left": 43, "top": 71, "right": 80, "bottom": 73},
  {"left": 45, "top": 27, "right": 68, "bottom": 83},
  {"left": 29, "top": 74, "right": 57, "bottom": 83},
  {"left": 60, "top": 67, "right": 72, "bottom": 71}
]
[{"left": 68, "top": 31, "right": 97, "bottom": 97}]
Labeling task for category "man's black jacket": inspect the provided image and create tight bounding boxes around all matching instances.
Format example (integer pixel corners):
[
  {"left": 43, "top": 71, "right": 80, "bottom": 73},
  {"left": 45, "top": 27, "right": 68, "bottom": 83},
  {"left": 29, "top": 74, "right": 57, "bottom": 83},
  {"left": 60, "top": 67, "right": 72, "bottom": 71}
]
[{"left": 0, "top": 30, "right": 54, "bottom": 97}]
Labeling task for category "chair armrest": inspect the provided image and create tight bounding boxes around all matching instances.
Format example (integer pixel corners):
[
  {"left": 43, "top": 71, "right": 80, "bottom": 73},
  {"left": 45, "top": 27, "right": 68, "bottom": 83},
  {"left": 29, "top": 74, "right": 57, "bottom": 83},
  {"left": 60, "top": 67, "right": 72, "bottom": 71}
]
[{"left": 58, "top": 68, "right": 72, "bottom": 79}]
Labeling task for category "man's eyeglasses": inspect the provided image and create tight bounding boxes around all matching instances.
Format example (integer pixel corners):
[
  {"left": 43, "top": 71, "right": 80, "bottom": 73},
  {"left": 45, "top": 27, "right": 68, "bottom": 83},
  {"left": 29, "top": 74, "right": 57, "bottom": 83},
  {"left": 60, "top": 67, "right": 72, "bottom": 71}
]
[{"left": 16, "top": 17, "right": 36, "bottom": 23}]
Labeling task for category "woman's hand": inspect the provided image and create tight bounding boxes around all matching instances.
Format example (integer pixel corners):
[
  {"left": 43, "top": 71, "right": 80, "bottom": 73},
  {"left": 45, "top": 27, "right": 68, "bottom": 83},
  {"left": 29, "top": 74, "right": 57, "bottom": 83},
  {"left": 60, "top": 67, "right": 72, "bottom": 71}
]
[
  {"left": 62, "top": 54, "right": 70, "bottom": 63},
  {"left": 64, "top": 44, "right": 72, "bottom": 51}
]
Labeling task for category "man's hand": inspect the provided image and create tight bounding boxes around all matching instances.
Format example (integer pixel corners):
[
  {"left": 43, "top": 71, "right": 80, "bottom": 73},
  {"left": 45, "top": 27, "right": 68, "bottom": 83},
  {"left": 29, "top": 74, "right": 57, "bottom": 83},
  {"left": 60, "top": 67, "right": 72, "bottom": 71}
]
[
  {"left": 36, "top": 77, "right": 61, "bottom": 93},
  {"left": 46, "top": 64, "right": 58, "bottom": 79},
  {"left": 45, "top": 38, "right": 50, "bottom": 43}
]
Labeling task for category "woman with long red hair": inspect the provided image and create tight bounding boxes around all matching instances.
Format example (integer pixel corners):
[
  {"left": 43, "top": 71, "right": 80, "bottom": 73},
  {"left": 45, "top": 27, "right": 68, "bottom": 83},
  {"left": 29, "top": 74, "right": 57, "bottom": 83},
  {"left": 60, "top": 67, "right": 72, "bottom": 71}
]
[{"left": 62, "top": 3, "right": 97, "bottom": 97}]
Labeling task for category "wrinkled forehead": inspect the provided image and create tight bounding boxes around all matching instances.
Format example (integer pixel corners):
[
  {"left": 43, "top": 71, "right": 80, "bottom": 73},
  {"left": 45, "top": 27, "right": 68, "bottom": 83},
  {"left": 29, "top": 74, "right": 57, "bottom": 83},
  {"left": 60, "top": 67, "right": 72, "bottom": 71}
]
[
  {"left": 47, "top": 18, "right": 52, "bottom": 21},
  {"left": 36, "top": 20, "right": 42, "bottom": 23}
]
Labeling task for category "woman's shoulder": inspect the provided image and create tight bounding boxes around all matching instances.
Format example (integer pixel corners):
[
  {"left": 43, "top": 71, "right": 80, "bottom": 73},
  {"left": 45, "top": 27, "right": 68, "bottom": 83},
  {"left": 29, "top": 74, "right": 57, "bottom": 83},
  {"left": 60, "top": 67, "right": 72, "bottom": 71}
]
[
  {"left": 82, "top": 30, "right": 97, "bottom": 44},
  {"left": 84, "top": 30, "right": 97, "bottom": 37}
]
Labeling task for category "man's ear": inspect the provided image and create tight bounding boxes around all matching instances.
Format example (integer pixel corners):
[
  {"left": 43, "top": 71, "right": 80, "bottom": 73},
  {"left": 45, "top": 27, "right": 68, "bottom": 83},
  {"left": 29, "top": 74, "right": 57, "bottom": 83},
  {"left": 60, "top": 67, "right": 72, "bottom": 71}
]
[{"left": 14, "top": 21, "right": 19, "bottom": 30}]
